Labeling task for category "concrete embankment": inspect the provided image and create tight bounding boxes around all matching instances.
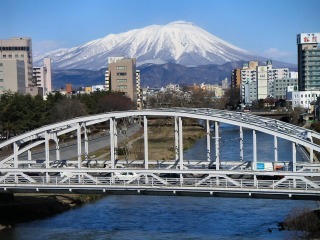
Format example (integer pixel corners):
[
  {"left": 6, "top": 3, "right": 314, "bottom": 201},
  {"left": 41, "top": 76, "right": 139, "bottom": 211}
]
[{"left": 0, "top": 193, "right": 102, "bottom": 230}]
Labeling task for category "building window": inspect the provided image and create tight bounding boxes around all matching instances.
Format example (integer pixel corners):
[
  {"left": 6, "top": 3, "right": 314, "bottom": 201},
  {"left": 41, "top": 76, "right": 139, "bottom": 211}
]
[
  {"left": 117, "top": 85, "right": 127, "bottom": 89},
  {"left": 0, "top": 79, "right": 3, "bottom": 82},
  {"left": 116, "top": 66, "right": 127, "bottom": 70},
  {"left": 117, "top": 72, "right": 127, "bottom": 76},
  {"left": 117, "top": 79, "right": 127, "bottom": 82},
  {"left": 20, "top": 54, "right": 24, "bottom": 58}
]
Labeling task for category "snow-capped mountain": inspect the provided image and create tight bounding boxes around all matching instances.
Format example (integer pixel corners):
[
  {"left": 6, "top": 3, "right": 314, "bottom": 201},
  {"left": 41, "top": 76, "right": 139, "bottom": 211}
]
[{"left": 34, "top": 21, "right": 263, "bottom": 70}]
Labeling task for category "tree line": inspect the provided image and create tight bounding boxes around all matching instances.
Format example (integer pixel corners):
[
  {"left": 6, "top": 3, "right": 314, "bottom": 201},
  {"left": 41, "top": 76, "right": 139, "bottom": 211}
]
[{"left": 0, "top": 91, "right": 134, "bottom": 139}]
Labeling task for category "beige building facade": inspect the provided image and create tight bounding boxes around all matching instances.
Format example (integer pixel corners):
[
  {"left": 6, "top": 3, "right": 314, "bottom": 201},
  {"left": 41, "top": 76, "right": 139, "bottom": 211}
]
[
  {"left": 0, "top": 37, "right": 33, "bottom": 88},
  {"left": 0, "top": 59, "right": 26, "bottom": 94},
  {"left": 105, "top": 57, "right": 141, "bottom": 108}
]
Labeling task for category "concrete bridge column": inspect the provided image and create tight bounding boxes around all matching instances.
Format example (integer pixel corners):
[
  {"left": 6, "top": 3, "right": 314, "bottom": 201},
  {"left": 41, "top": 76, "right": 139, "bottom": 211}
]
[
  {"left": 215, "top": 121, "right": 220, "bottom": 170},
  {"left": 206, "top": 120, "right": 211, "bottom": 162},
  {"left": 144, "top": 116, "right": 148, "bottom": 169},
  {"left": 240, "top": 126, "right": 243, "bottom": 162}
]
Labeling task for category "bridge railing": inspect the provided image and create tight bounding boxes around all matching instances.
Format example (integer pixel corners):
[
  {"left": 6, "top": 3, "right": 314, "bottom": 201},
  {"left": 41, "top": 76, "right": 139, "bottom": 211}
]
[{"left": 1, "top": 169, "right": 320, "bottom": 193}]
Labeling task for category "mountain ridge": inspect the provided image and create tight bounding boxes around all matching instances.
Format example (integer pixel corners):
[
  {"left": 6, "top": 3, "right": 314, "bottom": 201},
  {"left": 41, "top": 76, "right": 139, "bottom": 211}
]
[{"left": 35, "top": 21, "right": 266, "bottom": 70}]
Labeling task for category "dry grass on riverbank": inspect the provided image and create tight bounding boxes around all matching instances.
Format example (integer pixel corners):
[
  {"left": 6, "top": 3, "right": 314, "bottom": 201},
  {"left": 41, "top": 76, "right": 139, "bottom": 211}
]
[
  {"left": 90, "top": 119, "right": 206, "bottom": 161},
  {"left": 126, "top": 125, "right": 206, "bottom": 160}
]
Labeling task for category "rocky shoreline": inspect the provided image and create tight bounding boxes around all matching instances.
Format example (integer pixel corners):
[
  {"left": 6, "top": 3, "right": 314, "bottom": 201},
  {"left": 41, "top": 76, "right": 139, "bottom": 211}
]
[{"left": 0, "top": 193, "right": 103, "bottom": 230}]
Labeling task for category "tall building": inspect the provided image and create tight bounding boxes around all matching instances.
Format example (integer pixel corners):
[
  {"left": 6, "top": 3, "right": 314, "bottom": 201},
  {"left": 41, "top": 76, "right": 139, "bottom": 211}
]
[
  {"left": 0, "top": 59, "right": 26, "bottom": 94},
  {"left": 33, "top": 58, "right": 52, "bottom": 96},
  {"left": 0, "top": 37, "right": 33, "bottom": 88},
  {"left": 231, "top": 68, "right": 241, "bottom": 89},
  {"left": 239, "top": 60, "right": 290, "bottom": 105},
  {"left": 297, "top": 33, "right": 320, "bottom": 91},
  {"left": 105, "top": 57, "right": 141, "bottom": 109},
  {"left": 240, "top": 61, "right": 258, "bottom": 105}
]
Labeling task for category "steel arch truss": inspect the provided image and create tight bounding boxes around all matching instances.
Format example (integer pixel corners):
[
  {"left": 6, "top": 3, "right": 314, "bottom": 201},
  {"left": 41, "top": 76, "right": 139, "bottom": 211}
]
[{"left": 0, "top": 108, "right": 320, "bottom": 199}]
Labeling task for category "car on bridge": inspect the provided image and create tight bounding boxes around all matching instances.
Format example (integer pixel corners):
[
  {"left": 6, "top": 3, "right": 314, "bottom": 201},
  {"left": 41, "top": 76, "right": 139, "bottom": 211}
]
[{"left": 114, "top": 172, "right": 139, "bottom": 181}]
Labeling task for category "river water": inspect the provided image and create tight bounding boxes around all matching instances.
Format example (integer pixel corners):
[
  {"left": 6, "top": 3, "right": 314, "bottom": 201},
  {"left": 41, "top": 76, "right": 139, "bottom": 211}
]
[{"left": 0, "top": 124, "right": 317, "bottom": 239}]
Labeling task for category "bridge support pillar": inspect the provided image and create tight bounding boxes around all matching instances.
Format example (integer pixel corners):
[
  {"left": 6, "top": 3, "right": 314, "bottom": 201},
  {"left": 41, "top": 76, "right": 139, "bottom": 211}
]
[
  {"left": 206, "top": 120, "right": 211, "bottom": 162},
  {"left": 83, "top": 123, "right": 89, "bottom": 161},
  {"left": 144, "top": 116, "right": 148, "bottom": 169},
  {"left": 77, "top": 123, "right": 82, "bottom": 168},
  {"left": 253, "top": 130, "right": 257, "bottom": 171},
  {"left": 240, "top": 126, "right": 243, "bottom": 161},
  {"left": 274, "top": 136, "right": 278, "bottom": 162},
  {"left": 174, "top": 117, "right": 179, "bottom": 161},
  {"left": 13, "top": 142, "right": 18, "bottom": 168},
  {"left": 215, "top": 121, "right": 220, "bottom": 170},
  {"left": 292, "top": 142, "right": 296, "bottom": 172},
  {"left": 110, "top": 118, "right": 115, "bottom": 168},
  {"left": 179, "top": 117, "right": 183, "bottom": 170}
]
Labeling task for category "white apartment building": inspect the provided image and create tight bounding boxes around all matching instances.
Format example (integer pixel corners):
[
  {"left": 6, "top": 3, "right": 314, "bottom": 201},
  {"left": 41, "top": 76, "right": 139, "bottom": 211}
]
[
  {"left": 33, "top": 58, "right": 52, "bottom": 96},
  {"left": 204, "top": 84, "right": 224, "bottom": 98},
  {"left": 165, "top": 83, "right": 180, "bottom": 92},
  {"left": 290, "top": 90, "right": 320, "bottom": 109}
]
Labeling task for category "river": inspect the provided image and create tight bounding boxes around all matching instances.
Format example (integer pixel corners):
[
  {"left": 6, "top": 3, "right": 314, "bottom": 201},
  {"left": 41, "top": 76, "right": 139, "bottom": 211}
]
[{"left": 0, "top": 124, "right": 316, "bottom": 239}]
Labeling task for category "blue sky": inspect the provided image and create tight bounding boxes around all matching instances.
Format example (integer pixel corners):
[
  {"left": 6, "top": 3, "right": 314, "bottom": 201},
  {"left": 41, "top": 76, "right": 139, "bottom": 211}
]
[{"left": 1, "top": 0, "right": 319, "bottom": 64}]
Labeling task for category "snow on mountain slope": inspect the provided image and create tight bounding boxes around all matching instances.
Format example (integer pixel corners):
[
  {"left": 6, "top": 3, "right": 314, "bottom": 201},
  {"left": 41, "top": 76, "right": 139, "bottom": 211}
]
[{"left": 34, "top": 21, "right": 262, "bottom": 70}]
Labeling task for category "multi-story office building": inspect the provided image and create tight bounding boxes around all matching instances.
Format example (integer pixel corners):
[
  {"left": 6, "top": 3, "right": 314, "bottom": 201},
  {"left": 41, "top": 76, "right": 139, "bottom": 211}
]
[
  {"left": 0, "top": 59, "right": 26, "bottom": 94},
  {"left": 33, "top": 58, "right": 52, "bottom": 96},
  {"left": 0, "top": 37, "right": 33, "bottom": 88},
  {"left": 240, "top": 61, "right": 258, "bottom": 105},
  {"left": 239, "top": 60, "right": 290, "bottom": 105},
  {"left": 274, "top": 72, "right": 298, "bottom": 99},
  {"left": 297, "top": 33, "right": 320, "bottom": 91},
  {"left": 105, "top": 57, "right": 141, "bottom": 109}
]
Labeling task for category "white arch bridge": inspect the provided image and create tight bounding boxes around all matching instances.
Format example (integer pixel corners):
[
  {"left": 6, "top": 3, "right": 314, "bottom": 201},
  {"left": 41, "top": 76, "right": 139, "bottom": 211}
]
[{"left": 1, "top": 108, "right": 320, "bottom": 200}]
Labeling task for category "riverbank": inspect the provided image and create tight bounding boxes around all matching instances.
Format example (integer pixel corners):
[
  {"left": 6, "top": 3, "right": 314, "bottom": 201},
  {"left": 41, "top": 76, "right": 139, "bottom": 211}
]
[
  {"left": 0, "top": 193, "right": 103, "bottom": 230},
  {"left": 282, "top": 207, "right": 320, "bottom": 239}
]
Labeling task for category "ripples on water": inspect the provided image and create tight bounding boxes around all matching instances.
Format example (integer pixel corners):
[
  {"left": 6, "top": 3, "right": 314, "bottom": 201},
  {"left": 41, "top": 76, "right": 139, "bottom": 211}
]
[{"left": 0, "top": 195, "right": 315, "bottom": 240}]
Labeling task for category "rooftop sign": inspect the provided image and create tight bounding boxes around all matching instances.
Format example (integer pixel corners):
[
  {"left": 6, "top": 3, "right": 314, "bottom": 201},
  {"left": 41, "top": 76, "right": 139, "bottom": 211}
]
[{"left": 297, "top": 33, "right": 320, "bottom": 44}]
